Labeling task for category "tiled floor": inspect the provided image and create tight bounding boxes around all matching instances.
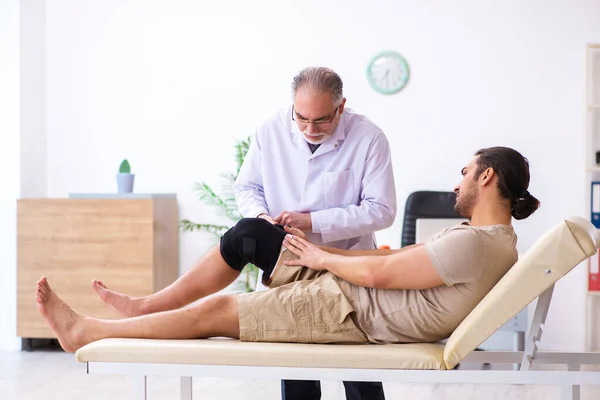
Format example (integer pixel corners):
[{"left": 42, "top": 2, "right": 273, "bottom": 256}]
[{"left": 1, "top": 345, "right": 599, "bottom": 400}]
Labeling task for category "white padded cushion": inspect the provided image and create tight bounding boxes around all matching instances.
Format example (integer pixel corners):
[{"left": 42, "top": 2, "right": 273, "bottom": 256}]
[
  {"left": 76, "top": 338, "right": 448, "bottom": 370},
  {"left": 442, "top": 217, "right": 598, "bottom": 369}
]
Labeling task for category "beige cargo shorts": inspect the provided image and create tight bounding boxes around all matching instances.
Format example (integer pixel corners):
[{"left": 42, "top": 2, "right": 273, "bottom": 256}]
[{"left": 237, "top": 247, "right": 368, "bottom": 344}]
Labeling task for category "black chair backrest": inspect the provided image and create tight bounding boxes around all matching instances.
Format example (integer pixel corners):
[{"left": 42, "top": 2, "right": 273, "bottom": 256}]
[{"left": 401, "top": 191, "right": 462, "bottom": 247}]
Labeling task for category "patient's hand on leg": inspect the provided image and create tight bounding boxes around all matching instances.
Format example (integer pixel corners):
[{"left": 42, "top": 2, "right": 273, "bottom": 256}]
[{"left": 283, "top": 225, "right": 308, "bottom": 241}]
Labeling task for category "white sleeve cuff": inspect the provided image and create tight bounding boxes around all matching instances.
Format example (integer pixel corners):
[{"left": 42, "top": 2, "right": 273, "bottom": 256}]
[
  {"left": 250, "top": 208, "right": 269, "bottom": 219},
  {"left": 311, "top": 210, "right": 339, "bottom": 243},
  {"left": 310, "top": 211, "right": 322, "bottom": 233}
]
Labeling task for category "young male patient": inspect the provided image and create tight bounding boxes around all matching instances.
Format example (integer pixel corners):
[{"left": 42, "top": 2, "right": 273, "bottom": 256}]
[{"left": 36, "top": 146, "right": 540, "bottom": 352}]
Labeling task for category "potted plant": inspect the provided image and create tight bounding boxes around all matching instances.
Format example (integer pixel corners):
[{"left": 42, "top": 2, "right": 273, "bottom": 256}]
[
  {"left": 117, "top": 159, "right": 135, "bottom": 193},
  {"left": 180, "top": 136, "right": 259, "bottom": 292}
]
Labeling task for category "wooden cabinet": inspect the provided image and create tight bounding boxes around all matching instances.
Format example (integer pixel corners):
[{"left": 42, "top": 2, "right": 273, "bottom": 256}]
[{"left": 17, "top": 195, "right": 179, "bottom": 340}]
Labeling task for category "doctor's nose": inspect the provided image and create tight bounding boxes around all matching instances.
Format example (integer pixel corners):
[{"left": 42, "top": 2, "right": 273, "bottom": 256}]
[{"left": 306, "top": 123, "right": 320, "bottom": 134}]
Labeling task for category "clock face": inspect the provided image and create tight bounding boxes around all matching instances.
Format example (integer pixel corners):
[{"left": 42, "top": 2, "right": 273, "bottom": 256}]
[{"left": 366, "top": 51, "right": 410, "bottom": 94}]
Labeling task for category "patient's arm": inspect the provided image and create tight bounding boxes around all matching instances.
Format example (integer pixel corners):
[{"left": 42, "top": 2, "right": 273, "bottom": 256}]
[
  {"left": 283, "top": 235, "right": 443, "bottom": 290},
  {"left": 318, "top": 244, "right": 421, "bottom": 257},
  {"left": 281, "top": 225, "right": 416, "bottom": 257},
  {"left": 330, "top": 246, "right": 444, "bottom": 289}
]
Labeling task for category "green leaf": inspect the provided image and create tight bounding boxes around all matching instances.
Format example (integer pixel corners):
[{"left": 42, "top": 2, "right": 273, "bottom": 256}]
[
  {"left": 229, "top": 264, "right": 259, "bottom": 293},
  {"left": 119, "top": 159, "right": 131, "bottom": 173},
  {"left": 181, "top": 135, "right": 257, "bottom": 293},
  {"left": 179, "top": 220, "right": 230, "bottom": 238},
  {"left": 234, "top": 136, "right": 251, "bottom": 178},
  {"left": 193, "top": 182, "right": 240, "bottom": 222}
]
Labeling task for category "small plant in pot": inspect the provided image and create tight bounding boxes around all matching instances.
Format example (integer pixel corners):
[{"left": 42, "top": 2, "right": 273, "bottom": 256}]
[{"left": 117, "top": 159, "right": 135, "bottom": 193}]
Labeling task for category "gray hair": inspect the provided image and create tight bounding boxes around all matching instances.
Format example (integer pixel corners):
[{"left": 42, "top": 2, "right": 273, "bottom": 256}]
[{"left": 291, "top": 67, "right": 344, "bottom": 105}]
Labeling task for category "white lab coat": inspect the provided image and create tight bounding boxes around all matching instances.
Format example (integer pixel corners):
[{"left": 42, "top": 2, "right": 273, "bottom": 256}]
[{"left": 233, "top": 106, "right": 397, "bottom": 289}]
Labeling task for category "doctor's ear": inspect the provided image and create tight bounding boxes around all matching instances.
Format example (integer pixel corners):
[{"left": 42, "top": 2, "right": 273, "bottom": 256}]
[{"left": 338, "top": 98, "right": 347, "bottom": 113}]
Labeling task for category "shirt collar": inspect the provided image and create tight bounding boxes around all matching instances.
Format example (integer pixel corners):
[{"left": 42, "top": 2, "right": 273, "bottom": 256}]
[{"left": 290, "top": 107, "right": 347, "bottom": 154}]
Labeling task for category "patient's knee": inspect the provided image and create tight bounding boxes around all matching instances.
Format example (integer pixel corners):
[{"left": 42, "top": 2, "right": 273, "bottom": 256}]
[
  {"left": 220, "top": 218, "right": 286, "bottom": 273},
  {"left": 233, "top": 217, "right": 272, "bottom": 233},
  {"left": 198, "top": 294, "right": 240, "bottom": 338},
  {"left": 203, "top": 294, "right": 236, "bottom": 313}
]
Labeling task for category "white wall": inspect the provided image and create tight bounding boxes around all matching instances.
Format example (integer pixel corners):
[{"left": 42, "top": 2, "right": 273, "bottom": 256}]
[
  {"left": 6, "top": 0, "right": 600, "bottom": 351},
  {"left": 0, "top": 0, "right": 21, "bottom": 351},
  {"left": 20, "top": 0, "right": 47, "bottom": 198}
]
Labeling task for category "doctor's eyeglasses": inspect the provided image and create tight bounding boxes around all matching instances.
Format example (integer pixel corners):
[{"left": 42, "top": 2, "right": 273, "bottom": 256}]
[{"left": 292, "top": 105, "right": 339, "bottom": 127}]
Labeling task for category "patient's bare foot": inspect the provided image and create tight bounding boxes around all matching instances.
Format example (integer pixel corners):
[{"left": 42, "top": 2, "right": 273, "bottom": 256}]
[
  {"left": 36, "top": 277, "right": 94, "bottom": 353},
  {"left": 92, "top": 279, "right": 142, "bottom": 317}
]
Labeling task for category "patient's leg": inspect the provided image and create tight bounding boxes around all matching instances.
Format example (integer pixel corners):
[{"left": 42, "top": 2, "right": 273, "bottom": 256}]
[
  {"left": 93, "top": 246, "right": 239, "bottom": 317},
  {"left": 38, "top": 276, "right": 240, "bottom": 353},
  {"left": 93, "top": 218, "right": 288, "bottom": 317}
]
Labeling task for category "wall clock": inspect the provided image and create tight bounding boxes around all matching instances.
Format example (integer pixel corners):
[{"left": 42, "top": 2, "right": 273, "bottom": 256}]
[{"left": 366, "top": 51, "right": 410, "bottom": 95}]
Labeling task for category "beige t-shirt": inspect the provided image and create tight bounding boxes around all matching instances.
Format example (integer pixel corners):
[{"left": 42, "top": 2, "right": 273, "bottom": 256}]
[{"left": 342, "top": 223, "right": 518, "bottom": 344}]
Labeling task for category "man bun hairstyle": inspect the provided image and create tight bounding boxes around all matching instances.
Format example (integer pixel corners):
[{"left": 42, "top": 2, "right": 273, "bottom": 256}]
[{"left": 474, "top": 146, "right": 541, "bottom": 220}]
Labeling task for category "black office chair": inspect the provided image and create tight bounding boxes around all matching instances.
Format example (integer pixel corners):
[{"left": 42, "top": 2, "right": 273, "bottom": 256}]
[{"left": 401, "top": 190, "right": 461, "bottom": 248}]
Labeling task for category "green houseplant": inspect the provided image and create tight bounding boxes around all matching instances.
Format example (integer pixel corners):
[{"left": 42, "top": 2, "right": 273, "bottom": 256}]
[
  {"left": 117, "top": 159, "right": 135, "bottom": 193},
  {"left": 119, "top": 159, "right": 131, "bottom": 173},
  {"left": 180, "top": 136, "right": 259, "bottom": 292}
]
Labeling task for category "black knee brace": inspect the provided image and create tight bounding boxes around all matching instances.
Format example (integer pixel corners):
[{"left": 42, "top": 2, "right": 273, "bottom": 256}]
[{"left": 220, "top": 218, "right": 287, "bottom": 275}]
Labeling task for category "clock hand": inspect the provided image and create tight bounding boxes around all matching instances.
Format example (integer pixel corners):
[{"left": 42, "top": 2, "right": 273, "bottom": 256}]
[{"left": 379, "top": 69, "right": 390, "bottom": 86}]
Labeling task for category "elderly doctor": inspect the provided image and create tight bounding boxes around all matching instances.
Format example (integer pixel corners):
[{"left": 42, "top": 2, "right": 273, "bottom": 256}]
[{"left": 233, "top": 66, "right": 397, "bottom": 400}]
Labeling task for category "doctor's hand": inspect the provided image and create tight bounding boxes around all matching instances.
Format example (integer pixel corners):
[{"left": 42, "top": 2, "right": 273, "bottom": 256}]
[
  {"left": 257, "top": 213, "right": 276, "bottom": 224},
  {"left": 274, "top": 211, "right": 312, "bottom": 231},
  {"left": 283, "top": 234, "right": 329, "bottom": 271}
]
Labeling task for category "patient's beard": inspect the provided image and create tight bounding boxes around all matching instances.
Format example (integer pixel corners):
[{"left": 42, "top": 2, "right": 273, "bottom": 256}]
[
  {"left": 302, "top": 129, "right": 331, "bottom": 145},
  {"left": 454, "top": 187, "right": 478, "bottom": 219}
]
